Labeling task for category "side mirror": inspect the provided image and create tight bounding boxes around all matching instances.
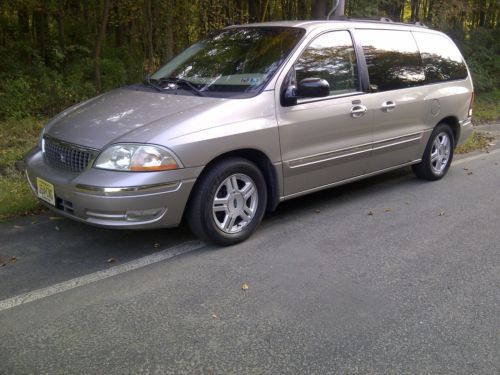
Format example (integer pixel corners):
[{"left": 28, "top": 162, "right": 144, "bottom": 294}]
[
  {"left": 297, "top": 78, "right": 330, "bottom": 98},
  {"left": 282, "top": 77, "right": 330, "bottom": 107}
]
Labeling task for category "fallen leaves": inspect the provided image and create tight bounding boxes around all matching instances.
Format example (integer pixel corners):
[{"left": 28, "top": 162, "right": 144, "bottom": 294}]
[
  {"left": 153, "top": 242, "right": 160, "bottom": 249},
  {"left": 107, "top": 257, "right": 118, "bottom": 264},
  {"left": 0, "top": 256, "right": 17, "bottom": 267},
  {"left": 438, "top": 210, "right": 445, "bottom": 216},
  {"left": 367, "top": 210, "right": 374, "bottom": 216},
  {"left": 241, "top": 282, "right": 249, "bottom": 291}
]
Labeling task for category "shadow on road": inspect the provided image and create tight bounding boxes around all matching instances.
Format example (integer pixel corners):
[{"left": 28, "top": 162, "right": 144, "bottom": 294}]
[{"left": 0, "top": 167, "right": 422, "bottom": 300}]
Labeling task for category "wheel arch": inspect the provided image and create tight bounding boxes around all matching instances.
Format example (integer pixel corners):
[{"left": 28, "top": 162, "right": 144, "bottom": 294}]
[
  {"left": 436, "top": 116, "right": 460, "bottom": 147},
  {"left": 187, "top": 148, "right": 281, "bottom": 215}
]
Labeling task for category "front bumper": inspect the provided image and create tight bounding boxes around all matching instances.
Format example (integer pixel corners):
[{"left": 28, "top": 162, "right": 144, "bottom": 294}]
[{"left": 25, "top": 147, "right": 203, "bottom": 229}]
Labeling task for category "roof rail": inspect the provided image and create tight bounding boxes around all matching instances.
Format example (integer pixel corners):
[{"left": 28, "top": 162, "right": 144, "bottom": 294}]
[{"left": 327, "top": 16, "right": 428, "bottom": 28}]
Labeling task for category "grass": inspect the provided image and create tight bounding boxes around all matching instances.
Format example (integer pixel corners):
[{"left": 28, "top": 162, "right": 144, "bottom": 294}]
[
  {"left": 473, "top": 89, "right": 500, "bottom": 124},
  {"left": 0, "top": 117, "right": 45, "bottom": 221}
]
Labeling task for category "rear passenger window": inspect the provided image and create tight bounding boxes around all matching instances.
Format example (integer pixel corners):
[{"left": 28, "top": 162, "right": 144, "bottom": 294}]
[
  {"left": 412, "top": 32, "right": 468, "bottom": 83},
  {"left": 295, "top": 31, "right": 359, "bottom": 97},
  {"left": 356, "top": 29, "right": 425, "bottom": 92}
]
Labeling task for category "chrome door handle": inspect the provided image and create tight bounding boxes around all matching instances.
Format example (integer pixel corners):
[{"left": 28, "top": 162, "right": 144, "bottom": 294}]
[
  {"left": 381, "top": 100, "right": 396, "bottom": 112},
  {"left": 350, "top": 105, "right": 367, "bottom": 118}
]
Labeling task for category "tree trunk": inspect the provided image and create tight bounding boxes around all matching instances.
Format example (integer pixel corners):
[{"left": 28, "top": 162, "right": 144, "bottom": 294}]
[
  {"left": 33, "top": 0, "right": 49, "bottom": 65},
  {"left": 426, "top": 0, "right": 434, "bottom": 23},
  {"left": 410, "top": 0, "right": 423, "bottom": 22},
  {"left": 333, "top": 0, "right": 345, "bottom": 17},
  {"left": 478, "top": 0, "right": 486, "bottom": 27},
  {"left": 94, "top": 0, "right": 111, "bottom": 93},
  {"left": 248, "top": 0, "right": 261, "bottom": 22},
  {"left": 56, "top": 0, "right": 65, "bottom": 51},
  {"left": 298, "top": 0, "right": 308, "bottom": 19},
  {"left": 145, "top": 0, "right": 154, "bottom": 72},
  {"left": 17, "top": 6, "right": 30, "bottom": 36},
  {"left": 312, "top": 0, "right": 327, "bottom": 20}
]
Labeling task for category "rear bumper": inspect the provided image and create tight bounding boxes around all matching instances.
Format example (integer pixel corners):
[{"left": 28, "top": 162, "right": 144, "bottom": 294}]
[
  {"left": 457, "top": 117, "right": 473, "bottom": 147},
  {"left": 25, "top": 147, "right": 203, "bottom": 229}
]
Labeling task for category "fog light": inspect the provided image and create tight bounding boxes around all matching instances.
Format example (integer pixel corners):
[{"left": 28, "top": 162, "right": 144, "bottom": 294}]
[{"left": 126, "top": 208, "right": 165, "bottom": 222}]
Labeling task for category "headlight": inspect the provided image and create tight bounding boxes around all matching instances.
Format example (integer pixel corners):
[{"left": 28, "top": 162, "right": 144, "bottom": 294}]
[{"left": 95, "top": 144, "right": 180, "bottom": 171}]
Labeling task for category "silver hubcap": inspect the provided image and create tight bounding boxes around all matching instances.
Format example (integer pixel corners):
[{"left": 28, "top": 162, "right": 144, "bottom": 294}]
[
  {"left": 430, "top": 132, "right": 451, "bottom": 175},
  {"left": 212, "top": 174, "right": 258, "bottom": 234}
]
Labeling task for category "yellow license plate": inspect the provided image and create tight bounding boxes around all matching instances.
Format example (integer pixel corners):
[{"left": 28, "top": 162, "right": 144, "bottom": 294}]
[{"left": 37, "top": 177, "right": 55, "bottom": 206}]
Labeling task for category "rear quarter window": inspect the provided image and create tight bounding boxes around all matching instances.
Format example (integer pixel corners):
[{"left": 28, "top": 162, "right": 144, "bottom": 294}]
[
  {"left": 412, "top": 32, "right": 468, "bottom": 83},
  {"left": 356, "top": 29, "right": 425, "bottom": 92}
]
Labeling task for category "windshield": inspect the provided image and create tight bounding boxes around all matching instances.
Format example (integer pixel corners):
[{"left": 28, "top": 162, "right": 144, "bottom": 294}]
[{"left": 149, "top": 27, "right": 305, "bottom": 98}]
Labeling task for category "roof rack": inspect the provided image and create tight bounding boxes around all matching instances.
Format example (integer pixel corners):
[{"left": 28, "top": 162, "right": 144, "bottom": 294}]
[{"left": 327, "top": 16, "right": 428, "bottom": 28}]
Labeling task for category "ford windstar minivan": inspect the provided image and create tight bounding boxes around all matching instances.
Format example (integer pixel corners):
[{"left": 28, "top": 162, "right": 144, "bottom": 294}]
[{"left": 26, "top": 18, "right": 474, "bottom": 245}]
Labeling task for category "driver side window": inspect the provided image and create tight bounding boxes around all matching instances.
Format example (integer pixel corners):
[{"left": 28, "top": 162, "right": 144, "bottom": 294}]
[{"left": 295, "top": 31, "right": 359, "bottom": 97}]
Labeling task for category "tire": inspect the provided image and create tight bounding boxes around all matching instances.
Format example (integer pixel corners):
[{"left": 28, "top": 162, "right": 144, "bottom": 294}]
[
  {"left": 412, "top": 123, "right": 455, "bottom": 181},
  {"left": 187, "top": 157, "right": 267, "bottom": 246}
]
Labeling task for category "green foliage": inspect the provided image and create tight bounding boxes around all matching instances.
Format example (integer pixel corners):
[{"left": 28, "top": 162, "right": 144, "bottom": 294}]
[
  {"left": 0, "top": 0, "right": 497, "bottom": 121},
  {"left": 460, "top": 28, "right": 500, "bottom": 92},
  {"left": 0, "top": 118, "right": 45, "bottom": 221},
  {"left": 474, "top": 90, "right": 500, "bottom": 123}
]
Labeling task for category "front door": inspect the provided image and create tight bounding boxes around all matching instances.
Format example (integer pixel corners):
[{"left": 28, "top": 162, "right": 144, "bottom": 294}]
[{"left": 276, "top": 30, "right": 374, "bottom": 197}]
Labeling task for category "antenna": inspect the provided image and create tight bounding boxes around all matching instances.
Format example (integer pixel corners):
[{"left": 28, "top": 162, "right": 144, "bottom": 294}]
[{"left": 326, "top": 0, "right": 340, "bottom": 20}]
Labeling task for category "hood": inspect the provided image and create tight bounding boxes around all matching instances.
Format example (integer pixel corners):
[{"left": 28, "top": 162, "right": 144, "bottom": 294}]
[{"left": 45, "top": 84, "right": 223, "bottom": 149}]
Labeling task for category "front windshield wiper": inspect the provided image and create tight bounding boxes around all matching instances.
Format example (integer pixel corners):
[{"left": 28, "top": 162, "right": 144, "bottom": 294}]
[
  {"left": 158, "top": 77, "right": 205, "bottom": 97},
  {"left": 144, "top": 75, "right": 163, "bottom": 92},
  {"left": 144, "top": 76, "right": 204, "bottom": 96}
]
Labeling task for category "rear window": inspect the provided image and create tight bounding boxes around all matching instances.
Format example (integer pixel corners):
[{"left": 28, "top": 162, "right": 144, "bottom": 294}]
[
  {"left": 412, "top": 32, "right": 468, "bottom": 83},
  {"left": 356, "top": 29, "right": 425, "bottom": 92}
]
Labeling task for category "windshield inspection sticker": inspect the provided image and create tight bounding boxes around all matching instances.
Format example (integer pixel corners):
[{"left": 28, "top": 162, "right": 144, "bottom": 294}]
[{"left": 241, "top": 77, "right": 261, "bottom": 85}]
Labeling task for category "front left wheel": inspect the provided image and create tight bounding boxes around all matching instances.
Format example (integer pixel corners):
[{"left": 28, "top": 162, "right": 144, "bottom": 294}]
[{"left": 187, "top": 157, "right": 267, "bottom": 246}]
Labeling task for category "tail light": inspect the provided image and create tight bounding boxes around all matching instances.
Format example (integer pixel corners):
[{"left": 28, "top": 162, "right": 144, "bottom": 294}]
[{"left": 468, "top": 91, "right": 474, "bottom": 117}]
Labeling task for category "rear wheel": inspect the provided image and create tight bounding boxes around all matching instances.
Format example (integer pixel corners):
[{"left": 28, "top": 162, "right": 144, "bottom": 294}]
[
  {"left": 187, "top": 158, "right": 267, "bottom": 246},
  {"left": 412, "top": 123, "right": 454, "bottom": 181}
]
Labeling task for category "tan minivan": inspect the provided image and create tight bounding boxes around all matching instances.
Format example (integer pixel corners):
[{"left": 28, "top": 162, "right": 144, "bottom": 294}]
[{"left": 26, "top": 19, "right": 474, "bottom": 245}]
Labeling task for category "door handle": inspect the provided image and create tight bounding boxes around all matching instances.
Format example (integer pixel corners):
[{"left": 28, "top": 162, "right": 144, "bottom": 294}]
[
  {"left": 350, "top": 105, "right": 367, "bottom": 118},
  {"left": 381, "top": 100, "right": 396, "bottom": 112}
]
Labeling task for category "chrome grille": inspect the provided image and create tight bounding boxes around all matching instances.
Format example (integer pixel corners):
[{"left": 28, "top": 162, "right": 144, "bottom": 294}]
[{"left": 43, "top": 137, "right": 96, "bottom": 173}]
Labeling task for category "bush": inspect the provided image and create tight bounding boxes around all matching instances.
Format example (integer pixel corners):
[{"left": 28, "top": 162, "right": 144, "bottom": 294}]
[{"left": 461, "top": 28, "right": 500, "bottom": 92}]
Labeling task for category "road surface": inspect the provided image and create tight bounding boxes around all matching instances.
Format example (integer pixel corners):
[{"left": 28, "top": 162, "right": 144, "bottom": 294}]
[{"left": 1, "top": 148, "right": 499, "bottom": 374}]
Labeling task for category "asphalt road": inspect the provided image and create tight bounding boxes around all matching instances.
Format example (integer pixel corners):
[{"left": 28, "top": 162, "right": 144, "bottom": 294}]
[{"left": 0, "top": 149, "right": 499, "bottom": 374}]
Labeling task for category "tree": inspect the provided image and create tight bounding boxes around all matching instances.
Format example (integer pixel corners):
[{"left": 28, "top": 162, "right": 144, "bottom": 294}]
[{"left": 94, "top": 0, "right": 112, "bottom": 92}]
